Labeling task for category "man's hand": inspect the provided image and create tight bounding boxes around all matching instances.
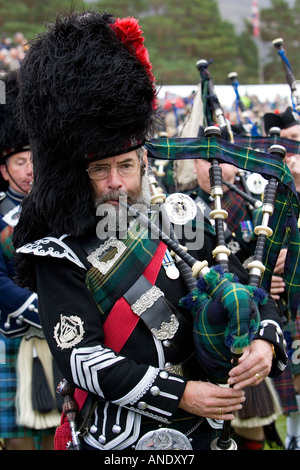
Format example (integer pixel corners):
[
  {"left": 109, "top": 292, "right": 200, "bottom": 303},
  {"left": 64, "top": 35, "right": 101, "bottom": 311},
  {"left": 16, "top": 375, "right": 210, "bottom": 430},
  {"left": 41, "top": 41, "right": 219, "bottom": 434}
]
[
  {"left": 227, "top": 339, "right": 273, "bottom": 390},
  {"left": 273, "top": 248, "right": 287, "bottom": 275},
  {"left": 286, "top": 155, "right": 300, "bottom": 192},
  {"left": 270, "top": 248, "right": 287, "bottom": 300},
  {"left": 270, "top": 275, "right": 286, "bottom": 300},
  {"left": 179, "top": 381, "right": 245, "bottom": 421}
]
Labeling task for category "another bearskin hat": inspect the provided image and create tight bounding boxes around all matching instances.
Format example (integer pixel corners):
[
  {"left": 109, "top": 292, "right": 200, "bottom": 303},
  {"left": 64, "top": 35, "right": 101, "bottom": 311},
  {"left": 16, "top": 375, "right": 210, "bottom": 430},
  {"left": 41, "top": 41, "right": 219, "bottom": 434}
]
[
  {"left": 263, "top": 106, "right": 299, "bottom": 134},
  {"left": 0, "top": 71, "right": 29, "bottom": 191},
  {"left": 14, "top": 11, "right": 158, "bottom": 257}
]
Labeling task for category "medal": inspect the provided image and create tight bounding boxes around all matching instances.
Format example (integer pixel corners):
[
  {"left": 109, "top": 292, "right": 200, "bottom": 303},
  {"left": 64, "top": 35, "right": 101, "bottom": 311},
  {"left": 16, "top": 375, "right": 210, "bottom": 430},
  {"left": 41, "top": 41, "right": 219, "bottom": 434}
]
[
  {"left": 165, "top": 264, "right": 180, "bottom": 279},
  {"left": 162, "top": 249, "right": 180, "bottom": 279}
]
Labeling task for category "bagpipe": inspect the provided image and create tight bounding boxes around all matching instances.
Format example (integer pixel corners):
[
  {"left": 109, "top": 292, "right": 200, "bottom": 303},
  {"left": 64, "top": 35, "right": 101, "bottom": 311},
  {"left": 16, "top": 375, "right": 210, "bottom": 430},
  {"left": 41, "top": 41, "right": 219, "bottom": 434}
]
[
  {"left": 227, "top": 71, "right": 261, "bottom": 136},
  {"left": 142, "top": 60, "right": 299, "bottom": 449},
  {"left": 194, "top": 59, "right": 268, "bottom": 203},
  {"left": 272, "top": 37, "right": 300, "bottom": 115},
  {"left": 233, "top": 37, "right": 300, "bottom": 155}
]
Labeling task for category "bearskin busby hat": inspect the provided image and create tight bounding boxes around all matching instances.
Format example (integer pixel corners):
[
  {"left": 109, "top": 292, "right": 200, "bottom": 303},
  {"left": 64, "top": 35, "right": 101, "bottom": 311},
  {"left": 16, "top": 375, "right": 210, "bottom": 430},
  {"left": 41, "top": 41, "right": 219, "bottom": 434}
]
[
  {"left": 14, "top": 10, "right": 157, "bottom": 253},
  {"left": 263, "top": 106, "right": 299, "bottom": 134},
  {"left": 0, "top": 71, "right": 29, "bottom": 191}
]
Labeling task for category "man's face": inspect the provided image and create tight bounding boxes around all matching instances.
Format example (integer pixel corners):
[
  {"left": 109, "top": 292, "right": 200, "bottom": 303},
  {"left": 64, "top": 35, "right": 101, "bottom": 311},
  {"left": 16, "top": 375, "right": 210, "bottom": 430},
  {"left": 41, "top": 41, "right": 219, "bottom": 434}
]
[
  {"left": 280, "top": 124, "right": 300, "bottom": 162},
  {"left": 280, "top": 124, "right": 300, "bottom": 142},
  {"left": 280, "top": 124, "right": 300, "bottom": 191},
  {"left": 0, "top": 150, "right": 33, "bottom": 194},
  {"left": 87, "top": 149, "right": 150, "bottom": 235},
  {"left": 87, "top": 149, "right": 147, "bottom": 207},
  {"left": 194, "top": 159, "right": 238, "bottom": 194}
]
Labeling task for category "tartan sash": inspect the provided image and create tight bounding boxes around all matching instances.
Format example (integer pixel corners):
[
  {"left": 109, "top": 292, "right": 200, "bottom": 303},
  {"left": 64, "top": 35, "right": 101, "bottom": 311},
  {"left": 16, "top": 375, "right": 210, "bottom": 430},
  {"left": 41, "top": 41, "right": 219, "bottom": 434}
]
[
  {"left": 85, "top": 215, "right": 164, "bottom": 316},
  {"left": 146, "top": 137, "right": 300, "bottom": 319},
  {"left": 102, "top": 240, "right": 166, "bottom": 350}
]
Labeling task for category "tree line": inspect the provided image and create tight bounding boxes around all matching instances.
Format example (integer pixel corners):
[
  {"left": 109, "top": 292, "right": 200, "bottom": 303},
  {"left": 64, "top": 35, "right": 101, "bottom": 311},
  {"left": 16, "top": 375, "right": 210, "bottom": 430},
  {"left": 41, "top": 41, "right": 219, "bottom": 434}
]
[{"left": 0, "top": 0, "right": 299, "bottom": 85}]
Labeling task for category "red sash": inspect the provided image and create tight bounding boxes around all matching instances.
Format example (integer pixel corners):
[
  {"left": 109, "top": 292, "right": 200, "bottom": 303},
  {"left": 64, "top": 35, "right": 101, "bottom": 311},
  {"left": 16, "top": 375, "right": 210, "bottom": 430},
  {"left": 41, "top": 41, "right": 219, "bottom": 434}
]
[{"left": 54, "top": 241, "right": 166, "bottom": 450}]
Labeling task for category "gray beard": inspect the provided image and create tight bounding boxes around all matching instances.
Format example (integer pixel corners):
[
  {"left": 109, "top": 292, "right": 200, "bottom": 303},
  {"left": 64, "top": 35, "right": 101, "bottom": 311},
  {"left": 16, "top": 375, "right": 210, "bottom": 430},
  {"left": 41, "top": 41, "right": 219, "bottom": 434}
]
[{"left": 94, "top": 174, "right": 151, "bottom": 236}]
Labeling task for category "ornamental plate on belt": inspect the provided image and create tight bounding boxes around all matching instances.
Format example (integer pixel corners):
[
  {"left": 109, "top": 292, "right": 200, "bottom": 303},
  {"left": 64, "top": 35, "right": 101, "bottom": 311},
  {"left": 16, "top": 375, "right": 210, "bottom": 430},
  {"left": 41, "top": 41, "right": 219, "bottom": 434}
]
[
  {"left": 135, "top": 428, "right": 193, "bottom": 450},
  {"left": 165, "top": 193, "right": 197, "bottom": 225}
]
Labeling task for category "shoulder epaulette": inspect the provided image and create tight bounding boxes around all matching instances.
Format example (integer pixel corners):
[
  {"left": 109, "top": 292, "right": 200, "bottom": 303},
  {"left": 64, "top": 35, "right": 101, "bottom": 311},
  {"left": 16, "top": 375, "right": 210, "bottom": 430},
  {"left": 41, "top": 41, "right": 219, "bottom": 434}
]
[{"left": 16, "top": 234, "right": 86, "bottom": 270}]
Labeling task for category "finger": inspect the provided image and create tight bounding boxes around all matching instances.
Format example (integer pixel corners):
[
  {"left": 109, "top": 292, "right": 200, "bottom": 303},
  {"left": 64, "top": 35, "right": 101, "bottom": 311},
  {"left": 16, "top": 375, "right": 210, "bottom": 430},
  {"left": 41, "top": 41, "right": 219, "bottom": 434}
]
[
  {"left": 270, "top": 276, "right": 285, "bottom": 288},
  {"left": 230, "top": 369, "right": 268, "bottom": 390},
  {"left": 214, "top": 387, "right": 245, "bottom": 400},
  {"left": 228, "top": 361, "right": 269, "bottom": 382},
  {"left": 271, "top": 294, "right": 281, "bottom": 300},
  {"left": 211, "top": 403, "right": 243, "bottom": 420}
]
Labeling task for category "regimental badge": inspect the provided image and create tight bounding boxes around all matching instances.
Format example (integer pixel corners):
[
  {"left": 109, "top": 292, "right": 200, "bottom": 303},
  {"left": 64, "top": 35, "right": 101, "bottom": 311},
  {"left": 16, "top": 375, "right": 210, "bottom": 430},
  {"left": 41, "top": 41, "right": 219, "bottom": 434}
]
[
  {"left": 246, "top": 173, "right": 268, "bottom": 195},
  {"left": 165, "top": 193, "right": 197, "bottom": 225},
  {"left": 54, "top": 314, "right": 85, "bottom": 349},
  {"left": 87, "top": 238, "right": 127, "bottom": 274}
]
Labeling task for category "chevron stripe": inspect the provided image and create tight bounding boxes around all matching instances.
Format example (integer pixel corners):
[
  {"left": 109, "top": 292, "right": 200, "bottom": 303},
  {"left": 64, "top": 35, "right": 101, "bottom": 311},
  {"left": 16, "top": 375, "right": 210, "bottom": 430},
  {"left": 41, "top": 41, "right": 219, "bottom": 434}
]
[{"left": 70, "top": 345, "right": 124, "bottom": 395}]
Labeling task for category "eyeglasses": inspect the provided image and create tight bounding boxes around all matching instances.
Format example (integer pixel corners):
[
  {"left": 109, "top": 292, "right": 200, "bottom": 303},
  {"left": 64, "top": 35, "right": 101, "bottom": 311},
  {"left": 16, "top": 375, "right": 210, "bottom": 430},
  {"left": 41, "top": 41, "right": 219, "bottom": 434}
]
[{"left": 86, "top": 160, "right": 140, "bottom": 180}]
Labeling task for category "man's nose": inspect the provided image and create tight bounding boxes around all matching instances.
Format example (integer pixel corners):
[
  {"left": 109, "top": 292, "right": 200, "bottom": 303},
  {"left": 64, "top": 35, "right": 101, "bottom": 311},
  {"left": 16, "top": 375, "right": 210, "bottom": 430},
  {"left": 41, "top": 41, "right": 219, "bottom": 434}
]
[
  {"left": 27, "top": 161, "right": 33, "bottom": 177},
  {"left": 107, "top": 167, "right": 123, "bottom": 188}
]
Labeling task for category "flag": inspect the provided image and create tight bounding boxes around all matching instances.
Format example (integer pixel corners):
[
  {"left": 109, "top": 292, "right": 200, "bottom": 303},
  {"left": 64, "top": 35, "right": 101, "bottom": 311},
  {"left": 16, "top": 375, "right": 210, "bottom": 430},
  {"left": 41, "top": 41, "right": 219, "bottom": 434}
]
[{"left": 252, "top": 0, "right": 260, "bottom": 38}]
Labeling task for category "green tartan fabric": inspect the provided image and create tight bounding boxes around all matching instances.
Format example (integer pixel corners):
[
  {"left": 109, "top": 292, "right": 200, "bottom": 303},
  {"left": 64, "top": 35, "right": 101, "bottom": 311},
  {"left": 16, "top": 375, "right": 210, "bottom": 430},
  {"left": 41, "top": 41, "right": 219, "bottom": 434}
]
[
  {"left": 234, "top": 134, "right": 300, "bottom": 156},
  {"left": 86, "top": 215, "right": 161, "bottom": 315},
  {"left": 146, "top": 137, "right": 300, "bottom": 319},
  {"left": 145, "top": 137, "right": 296, "bottom": 190},
  {"left": 0, "top": 225, "right": 14, "bottom": 261},
  {"left": 180, "top": 265, "right": 264, "bottom": 384}
]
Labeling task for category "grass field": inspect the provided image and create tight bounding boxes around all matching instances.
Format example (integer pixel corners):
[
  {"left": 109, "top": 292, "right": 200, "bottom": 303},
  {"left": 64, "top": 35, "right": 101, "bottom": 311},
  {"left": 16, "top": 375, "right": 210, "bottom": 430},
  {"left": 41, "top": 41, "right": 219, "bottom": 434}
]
[{"left": 264, "top": 414, "right": 287, "bottom": 450}]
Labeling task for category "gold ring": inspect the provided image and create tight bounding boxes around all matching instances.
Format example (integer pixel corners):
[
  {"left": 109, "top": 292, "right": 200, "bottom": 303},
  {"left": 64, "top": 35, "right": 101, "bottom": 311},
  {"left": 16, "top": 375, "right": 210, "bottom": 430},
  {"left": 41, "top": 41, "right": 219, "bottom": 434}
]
[
  {"left": 255, "top": 373, "right": 261, "bottom": 380},
  {"left": 217, "top": 407, "right": 222, "bottom": 415}
]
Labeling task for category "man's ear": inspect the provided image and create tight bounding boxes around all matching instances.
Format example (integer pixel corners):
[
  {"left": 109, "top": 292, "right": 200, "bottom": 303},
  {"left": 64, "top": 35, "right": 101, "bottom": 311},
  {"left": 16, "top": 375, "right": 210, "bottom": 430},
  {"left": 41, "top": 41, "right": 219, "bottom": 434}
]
[
  {"left": 141, "top": 148, "right": 148, "bottom": 175},
  {"left": 0, "top": 164, "right": 9, "bottom": 182}
]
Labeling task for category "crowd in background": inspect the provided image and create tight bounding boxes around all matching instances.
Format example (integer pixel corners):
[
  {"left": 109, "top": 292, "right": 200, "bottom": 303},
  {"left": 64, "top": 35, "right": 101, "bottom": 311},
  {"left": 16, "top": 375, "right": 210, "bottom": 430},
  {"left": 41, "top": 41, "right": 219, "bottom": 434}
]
[
  {"left": 0, "top": 32, "right": 28, "bottom": 78},
  {"left": 157, "top": 90, "right": 291, "bottom": 138}
]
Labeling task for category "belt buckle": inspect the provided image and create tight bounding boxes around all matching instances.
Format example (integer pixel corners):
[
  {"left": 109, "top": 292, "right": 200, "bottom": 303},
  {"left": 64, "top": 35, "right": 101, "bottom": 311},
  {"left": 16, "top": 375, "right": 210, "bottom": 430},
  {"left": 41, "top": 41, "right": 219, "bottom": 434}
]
[{"left": 135, "top": 427, "right": 193, "bottom": 450}]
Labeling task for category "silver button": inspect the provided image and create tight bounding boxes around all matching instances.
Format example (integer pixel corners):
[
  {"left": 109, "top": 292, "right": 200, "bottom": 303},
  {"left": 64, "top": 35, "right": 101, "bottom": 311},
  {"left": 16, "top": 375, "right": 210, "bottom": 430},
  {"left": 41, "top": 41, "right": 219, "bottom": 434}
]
[
  {"left": 137, "top": 401, "right": 147, "bottom": 410},
  {"left": 159, "top": 370, "right": 169, "bottom": 379},
  {"left": 90, "top": 424, "right": 97, "bottom": 434},
  {"left": 150, "top": 386, "right": 160, "bottom": 396},
  {"left": 98, "top": 434, "right": 106, "bottom": 444},
  {"left": 163, "top": 340, "right": 171, "bottom": 347},
  {"left": 112, "top": 424, "right": 121, "bottom": 434}
]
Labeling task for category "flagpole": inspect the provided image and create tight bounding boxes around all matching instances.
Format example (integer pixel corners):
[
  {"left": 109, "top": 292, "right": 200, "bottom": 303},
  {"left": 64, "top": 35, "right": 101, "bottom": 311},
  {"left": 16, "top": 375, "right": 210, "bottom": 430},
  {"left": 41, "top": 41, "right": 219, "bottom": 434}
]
[{"left": 252, "top": 0, "right": 264, "bottom": 84}]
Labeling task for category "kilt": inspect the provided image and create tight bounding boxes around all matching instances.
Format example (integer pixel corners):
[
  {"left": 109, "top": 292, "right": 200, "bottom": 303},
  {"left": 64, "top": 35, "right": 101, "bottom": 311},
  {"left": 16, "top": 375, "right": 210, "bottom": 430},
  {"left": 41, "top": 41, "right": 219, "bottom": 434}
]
[
  {"left": 0, "top": 335, "right": 52, "bottom": 439},
  {"left": 272, "top": 317, "right": 300, "bottom": 415},
  {"left": 273, "top": 365, "right": 298, "bottom": 415}
]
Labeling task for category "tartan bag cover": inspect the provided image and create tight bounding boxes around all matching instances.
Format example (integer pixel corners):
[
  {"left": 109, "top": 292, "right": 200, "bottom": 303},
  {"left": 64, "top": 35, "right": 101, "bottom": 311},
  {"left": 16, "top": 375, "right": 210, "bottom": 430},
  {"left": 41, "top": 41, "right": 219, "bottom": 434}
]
[{"left": 179, "top": 265, "right": 266, "bottom": 384}]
